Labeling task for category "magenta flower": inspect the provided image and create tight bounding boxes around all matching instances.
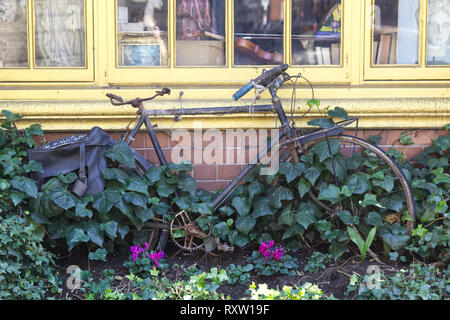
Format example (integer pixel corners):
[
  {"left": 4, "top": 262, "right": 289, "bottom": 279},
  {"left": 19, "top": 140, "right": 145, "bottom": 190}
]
[
  {"left": 147, "top": 251, "right": 165, "bottom": 269},
  {"left": 258, "top": 241, "right": 284, "bottom": 263},
  {"left": 272, "top": 245, "right": 284, "bottom": 261}
]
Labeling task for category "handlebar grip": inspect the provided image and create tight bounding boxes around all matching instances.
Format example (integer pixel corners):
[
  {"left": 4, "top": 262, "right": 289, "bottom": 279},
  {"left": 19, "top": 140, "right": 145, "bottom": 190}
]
[
  {"left": 232, "top": 82, "right": 254, "bottom": 101},
  {"left": 106, "top": 93, "right": 123, "bottom": 103}
]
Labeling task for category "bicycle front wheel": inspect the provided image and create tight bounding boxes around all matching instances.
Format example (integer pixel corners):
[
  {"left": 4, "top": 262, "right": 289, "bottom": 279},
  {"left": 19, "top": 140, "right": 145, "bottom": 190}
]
[{"left": 280, "top": 134, "right": 416, "bottom": 235}]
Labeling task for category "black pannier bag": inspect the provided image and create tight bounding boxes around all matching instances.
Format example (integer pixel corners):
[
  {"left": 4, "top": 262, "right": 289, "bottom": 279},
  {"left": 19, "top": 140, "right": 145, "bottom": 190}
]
[{"left": 28, "top": 126, "right": 116, "bottom": 197}]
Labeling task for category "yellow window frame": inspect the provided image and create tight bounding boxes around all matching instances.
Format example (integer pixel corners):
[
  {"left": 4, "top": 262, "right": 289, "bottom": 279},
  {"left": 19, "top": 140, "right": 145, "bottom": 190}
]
[
  {"left": 105, "top": 0, "right": 353, "bottom": 85},
  {"left": 0, "top": 0, "right": 95, "bottom": 82},
  {"left": 363, "top": 0, "right": 450, "bottom": 81}
]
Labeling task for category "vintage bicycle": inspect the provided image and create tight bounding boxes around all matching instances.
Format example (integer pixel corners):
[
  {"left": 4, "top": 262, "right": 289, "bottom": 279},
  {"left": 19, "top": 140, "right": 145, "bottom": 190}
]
[{"left": 33, "top": 64, "right": 416, "bottom": 253}]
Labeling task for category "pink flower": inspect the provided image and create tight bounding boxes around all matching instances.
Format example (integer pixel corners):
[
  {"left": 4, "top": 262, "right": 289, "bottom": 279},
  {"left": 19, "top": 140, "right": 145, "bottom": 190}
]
[
  {"left": 258, "top": 241, "right": 284, "bottom": 263},
  {"left": 272, "top": 245, "right": 284, "bottom": 261}
]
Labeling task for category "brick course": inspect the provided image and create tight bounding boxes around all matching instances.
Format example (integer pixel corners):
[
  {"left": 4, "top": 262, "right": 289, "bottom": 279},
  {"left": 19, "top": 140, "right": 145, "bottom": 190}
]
[{"left": 36, "top": 128, "right": 443, "bottom": 191}]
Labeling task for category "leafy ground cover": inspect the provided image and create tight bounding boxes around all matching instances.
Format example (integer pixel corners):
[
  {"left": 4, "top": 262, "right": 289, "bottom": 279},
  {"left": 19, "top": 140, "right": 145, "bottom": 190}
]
[{"left": 0, "top": 108, "right": 449, "bottom": 300}]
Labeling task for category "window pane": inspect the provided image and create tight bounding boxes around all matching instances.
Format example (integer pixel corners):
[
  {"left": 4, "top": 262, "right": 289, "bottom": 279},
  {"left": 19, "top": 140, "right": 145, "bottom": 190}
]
[
  {"left": 234, "top": 0, "right": 284, "bottom": 65},
  {"left": 292, "top": 0, "right": 341, "bottom": 65},
  {"left": 372, "top": 0, "right": 419, "bottom": 65},
  {"left": 117, "top": 0, "right": 168, "bottom": 67},
  {"left": 0, "top": 0, "right": 28, "bottom": 68},
  {"left": 176, "top": 0, "right": 225, "bottom": 66},
  {"left": 427, "top": 0, "right": 450, "bottom": 65},
  {"left": 34, "top": 0, "right": 86, "bottom": 67}
]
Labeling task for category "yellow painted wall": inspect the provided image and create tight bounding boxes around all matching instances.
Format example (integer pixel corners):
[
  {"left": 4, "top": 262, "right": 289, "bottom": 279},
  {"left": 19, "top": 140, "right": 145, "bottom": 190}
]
[{"left": 0, "top": 0, "right": 449, "bottom": 131}]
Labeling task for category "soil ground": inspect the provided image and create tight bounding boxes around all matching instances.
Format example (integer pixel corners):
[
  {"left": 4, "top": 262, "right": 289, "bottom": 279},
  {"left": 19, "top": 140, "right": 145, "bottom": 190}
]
[{"left": 53, "top": 241, "right": 406, "bottom": 300}]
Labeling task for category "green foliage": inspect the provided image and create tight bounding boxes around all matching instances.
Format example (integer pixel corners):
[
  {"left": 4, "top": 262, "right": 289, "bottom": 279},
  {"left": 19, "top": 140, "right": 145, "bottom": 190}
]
[
  {"left": 345, "top": 264, "right": 448, "bottom": 300},
  {"left": 303, "top": 252, "right": 333, "bottom": 273},
  {"left": 347, "top": 226, "right": 377, "bottom": 262},
  {"left": 246, "top": 250, "right": 299, "bottom": 276},
  {"left": 123, "top": 252, "right": 169, "bottom": 276},
  {"left": 81, "top": 267, "right": 230, "bottom": 300},
  {"left": 247, "top": 282, "right": 334, "bottom": 300},
  {"left": 225, "top": 263, "right": 254, "bottom": 285},
  {"left": 0, "top": 215, "right": 61, "bottom": 299}
]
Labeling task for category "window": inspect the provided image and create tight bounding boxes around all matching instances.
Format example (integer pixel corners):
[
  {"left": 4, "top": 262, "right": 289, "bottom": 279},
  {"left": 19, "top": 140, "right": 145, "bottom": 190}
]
[
  {"left": 106, "top": 0, "right": 351, "bottom": 85},
  {"left": 292, "top": 0, "right": 342, "bottom": 66},
  {"left": 0, "top": 0, "right": 94, "bottom": 82},
  {"left": 364, "top": 0, "right": 450, "bottom": 80}
]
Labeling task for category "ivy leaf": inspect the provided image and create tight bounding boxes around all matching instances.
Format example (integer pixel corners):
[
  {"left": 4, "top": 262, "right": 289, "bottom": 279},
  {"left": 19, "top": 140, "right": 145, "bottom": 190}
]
[
  {"left": 23, "top": 160, "right": 43, "bottom": 173},
  {"left": 365, "top": 211, "right": 384, "bottom": 227},
  {"left": 346, "top": 173, "right": 370, "bottom": 195},
  {"left": 373, "top": 174, "right": 396, "bottom": 193},
  {"left": 399, "top": 132, "right": 414, "bottom": 145},
  {"left": 48, "top": 188, "right": 77, "bottom": 210},
  {"left": 174, "top": 196, "right": 192, "bottom": 210},
  {"left": 307, "top": 118, "right": 336, "bottom": 129},
  {"left": 327, "top": 107, "right": 349, "bottom": 120},
  {"left": 251, "top": 198, "right": 273, "bottom": 218},
  {"left": 104, "top": 142, "right": 136, "bottom": 168},
  {"left": 338, "top": 210, "right": 360, "bottom": 225},
  {"left": 277, "top": 205, "right": 294, "bottom": 226},
  {"left": 212, "top": 221, "right": 229, "bottom": 238},
  {"left": 311, "top": 139, "right": 340, "bottom": 162},
  {"left": 57, "top": 172, "right": 78, "bottom": 184},
  {"left": 126, "top": 176, "right": 149, "bottom": 195},
  {"left": 282, "top": 223, "right": 305, "bottom": 240},
  {"left": 381, "top": 232, "right": 410, "bottom": 251},
  {"left": 88, "top": 248, "right": 108, "bottom": 261},
  {"left": 235, "top": 215, "right": 256, "bottom": 236},
  {"left": 123, "top": 192, "right": 148, "bottom": 209},
  {"left": 102, "top": 167, "right": 129, "bottom": 184},
  {"left": 304, "top": 165, "right": 322, "bottom": 186},
  {"left": 117, "top": 224, "right": 129, "bottom": 239},
  {"left": 248, "top": 180, "right": 264, "bottom": 199},
  {"left": 10, "top": 176, "right": 38, "bottom": 199},
  {"left": 0, "top": 179, "right": 10, "bottom": 191},
  {"left": 228, "top": 230, "right": 249, "bottom": 247},
  {"left": 270, "top": 186, "right": 293, "bottom": 209},
  {"left": 93, "top": 190, "right": 120, "bottom": 214},
  {"left": 145, "top": 165, "right": 166, "bottom": 184},
  {"left": 232, "top": 197, "right": 251, "bottom": 216},
  {"left": 75, "top": 203, "right": 93, "bottom": 218},
  {"left": 192, "top": 202, "right": 213, "bottom": 215},
  {"left": 67, "top": 227, "right": 89, "bottom": 251},
  {"left": 134, "top": 207, "right": 155, "bottom": 223},
  {"left": 279, "top": 162, "right": 305, "bottom": 183},
  {"left": 100, "top": 221, "right": 118, "bottom": 240},
  {"left": 297, "top": 178, "right": 311, "bottom": 198},
  {"left": 380, "top": 193, "right": 404, "bottom": 212},
  {"left": 84, "top": 220, "right": 104, "bottom": 247},
  {"left": 295, "top": 207, "right": 317, "bottom": 229},
  {"left": 9, "top": 190, "right": 26, "bottom": 206},
  {"left": 156, "top": 179, "right": 177, "bottom": 198},
  {"left": 318, "top": 184, "right": 341, "bottom": 204},
  {"left": 329, "top": 243, "right": 349, "bottom": 260},
  {"left": 359, "top": 193, "right": 383, "bottom": 208},
  {"left": 177, "top": 173, "right": 197, "bottom": 195},
  {"left": 325, "top": 155, "right": 347, "bottom": 183}
]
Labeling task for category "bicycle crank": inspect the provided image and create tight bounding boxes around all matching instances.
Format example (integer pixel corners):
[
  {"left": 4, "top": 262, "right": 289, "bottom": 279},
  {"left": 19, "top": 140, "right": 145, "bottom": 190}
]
[{"left": 170, "top": 210, "right": 210, "bottom": 252}]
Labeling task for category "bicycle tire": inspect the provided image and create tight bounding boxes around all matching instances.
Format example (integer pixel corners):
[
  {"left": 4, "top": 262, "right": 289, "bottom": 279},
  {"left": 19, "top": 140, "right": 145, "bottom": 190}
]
[{"left": 279, "top": 134, "right": 416, "bottom": 234}]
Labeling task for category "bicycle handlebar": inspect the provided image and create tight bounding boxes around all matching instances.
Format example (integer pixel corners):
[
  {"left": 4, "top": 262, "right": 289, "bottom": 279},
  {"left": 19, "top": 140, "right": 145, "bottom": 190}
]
[
  {"left": 106, "top": 88, "right": 171, "bottom": 107},
  {"left": 232, "top": 64, "right": 289, "bottom": 101}
]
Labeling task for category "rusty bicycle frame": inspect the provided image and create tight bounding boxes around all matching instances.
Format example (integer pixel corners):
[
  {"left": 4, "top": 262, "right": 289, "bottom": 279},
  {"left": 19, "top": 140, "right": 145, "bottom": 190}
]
[{"left": 106, "top": 64, "right": 416, "bottom": 251}]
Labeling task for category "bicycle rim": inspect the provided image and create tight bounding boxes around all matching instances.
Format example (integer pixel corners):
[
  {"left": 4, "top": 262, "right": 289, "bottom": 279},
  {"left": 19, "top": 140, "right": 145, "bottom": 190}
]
[{"left": 282, "top": 134, "right": 416, "bottom": 234}]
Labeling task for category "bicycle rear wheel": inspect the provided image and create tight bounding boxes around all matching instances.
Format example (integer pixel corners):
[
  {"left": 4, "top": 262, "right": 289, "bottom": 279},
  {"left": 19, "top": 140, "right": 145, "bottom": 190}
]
[{"left": 280, "top": 134, "right": 416, "bottom": 234}]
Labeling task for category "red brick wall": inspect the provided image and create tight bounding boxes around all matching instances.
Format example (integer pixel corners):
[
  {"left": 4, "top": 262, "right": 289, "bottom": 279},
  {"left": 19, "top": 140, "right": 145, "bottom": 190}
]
[{"left": 38, "top": 128, "right": 445, "bottom": 191}]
